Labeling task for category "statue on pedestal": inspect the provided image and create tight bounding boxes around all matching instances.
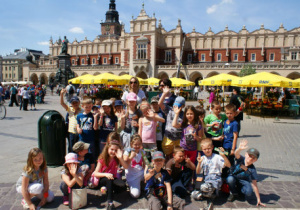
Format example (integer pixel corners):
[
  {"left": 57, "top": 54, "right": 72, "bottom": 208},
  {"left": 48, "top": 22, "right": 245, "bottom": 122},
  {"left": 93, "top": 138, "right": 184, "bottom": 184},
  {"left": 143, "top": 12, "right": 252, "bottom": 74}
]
[{"left": 61, "top": 36, "right": 69, "bottom": 54}]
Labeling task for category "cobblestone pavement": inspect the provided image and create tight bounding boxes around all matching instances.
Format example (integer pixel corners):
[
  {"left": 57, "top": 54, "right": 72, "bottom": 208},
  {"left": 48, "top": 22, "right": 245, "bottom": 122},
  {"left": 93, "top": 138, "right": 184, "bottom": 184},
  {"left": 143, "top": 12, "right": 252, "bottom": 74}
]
[{"left": 0, "top": 90, "right": 300, "bottom": 209}]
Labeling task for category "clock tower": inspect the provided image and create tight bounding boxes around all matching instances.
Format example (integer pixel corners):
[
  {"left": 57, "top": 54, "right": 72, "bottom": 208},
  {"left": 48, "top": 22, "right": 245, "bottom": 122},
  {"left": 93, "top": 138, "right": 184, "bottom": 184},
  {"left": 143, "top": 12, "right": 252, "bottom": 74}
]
[{"left": 100, "top": 0, "right": 121, "bottom": 37}]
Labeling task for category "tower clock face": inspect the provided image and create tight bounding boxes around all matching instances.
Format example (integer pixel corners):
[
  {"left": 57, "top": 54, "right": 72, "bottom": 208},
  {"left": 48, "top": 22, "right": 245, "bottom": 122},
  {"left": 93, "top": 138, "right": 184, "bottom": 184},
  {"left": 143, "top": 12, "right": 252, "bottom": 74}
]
[{"left": 105, "top": 25, "right": 110, "bottom": 31}]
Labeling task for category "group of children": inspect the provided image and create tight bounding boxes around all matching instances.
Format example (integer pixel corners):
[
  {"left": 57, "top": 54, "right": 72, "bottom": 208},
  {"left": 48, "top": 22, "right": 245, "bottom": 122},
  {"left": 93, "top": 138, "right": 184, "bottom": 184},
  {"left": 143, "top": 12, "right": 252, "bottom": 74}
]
[{"left": 17, "top": 86, "right": 265, "bottom": 210}]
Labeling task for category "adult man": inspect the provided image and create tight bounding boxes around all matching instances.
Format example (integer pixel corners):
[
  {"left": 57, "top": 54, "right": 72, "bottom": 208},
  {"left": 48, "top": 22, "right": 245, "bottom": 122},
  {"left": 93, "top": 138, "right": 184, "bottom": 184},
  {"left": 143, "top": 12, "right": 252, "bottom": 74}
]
[
  {"left": 0, "top": 83, "right": 3, "bottom": 103},
  {"left": 9, "top": 84, "right": 19, "bottom": 107},
  {"left": 230, "top": 87, "right": 245, "bottom": 134},
  {"left": 66, "top": 82, "right": 75, "bottom": 104},
  {"left": 193, "top": 86, "right": 199, "bottom": 100}
]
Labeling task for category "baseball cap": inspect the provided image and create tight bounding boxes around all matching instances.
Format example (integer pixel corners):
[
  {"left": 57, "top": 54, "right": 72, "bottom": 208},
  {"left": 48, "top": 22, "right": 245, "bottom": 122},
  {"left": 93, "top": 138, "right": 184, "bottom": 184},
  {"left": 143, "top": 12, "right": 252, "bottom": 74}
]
[
  {"left": 92, "top": 105, "right": 101, "bottom": 109},
  {"left": 247, "top": 148, "right": 260, "bottom": 159},
  {"left": 151, "top": 96, "right": 159, "bottom": 103},
  {"left": 114, "top": 100, "right": 123, "bottom": 106},
  {"left": 102, "top": 100, "right": 112, "bottom": 106},
  {"left": 127, "top": 92, "right": 137, "bottom": 101},
  {"left": 152, "top": 151, "right": 165, "bottom": 160},
  {"left": 63, "top": 153, "right": 80, "bottom": 165},
  {"left": 72, "top": 142, "right": 90, "bottom": 153},
  {"left": 70, "top": 96, "right": 80, "bottom": 104},
  {"left": 174, "top": 96, "right": 185, "bottom": 107}
]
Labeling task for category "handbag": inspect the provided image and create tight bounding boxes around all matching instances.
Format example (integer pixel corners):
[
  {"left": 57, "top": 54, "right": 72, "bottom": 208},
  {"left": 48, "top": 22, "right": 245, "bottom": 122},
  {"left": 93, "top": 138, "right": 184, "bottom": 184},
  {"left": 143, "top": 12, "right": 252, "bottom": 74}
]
[{"left": 69, "top": 188, "right": 87, "bottom": 210}]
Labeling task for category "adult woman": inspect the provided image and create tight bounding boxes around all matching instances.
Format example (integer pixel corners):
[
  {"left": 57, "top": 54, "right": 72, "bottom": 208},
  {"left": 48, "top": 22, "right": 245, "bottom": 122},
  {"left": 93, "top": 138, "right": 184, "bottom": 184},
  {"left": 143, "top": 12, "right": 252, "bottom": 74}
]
[
  {"left": 230, "top": 87, "right": 245, "bottom": 134},
  {"left": 158, "top": 78, "right": 177, "bottom": 107},
  {"left": 121, "top": 77, "right": 146, "bottom": 105}
]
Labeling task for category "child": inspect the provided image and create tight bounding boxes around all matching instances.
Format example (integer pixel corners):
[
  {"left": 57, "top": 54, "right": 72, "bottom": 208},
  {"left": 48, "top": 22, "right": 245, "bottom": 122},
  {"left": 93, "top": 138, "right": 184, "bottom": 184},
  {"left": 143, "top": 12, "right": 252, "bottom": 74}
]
[
  {"left": 138, "top": 101, "right": 165, "bottom": 158},
  {"left": 150, "top": 96, "right": 166, "bottom": 152},
  {"left": 16, "top": 148, "right": 54, "bottom": 209},
  {"left": 123, "top": 134, "right": 145, "bottom": 198},
  {"left": 98, "top": 100, "right": 118, "bottom": 153},
  {"left": 72, "top": 142, "right": 95, "bottom": 187},
  {"left": 90, "top": 141, "right": 128, "bottom": 209},
  {"left": 114, "top": 100, "right": 125, "bottom": 134},
  {"left": 166, "top": 146, "right": 196, "bottom": 198},
  {"left": 120, "top": 92, "right": 142, "bottom": 148},
  {"left": 60, "top": 153, "right": 84, "bottom": 205},
  {"left": 191, "top": 139, "right": 230, "bottom": 202},
  {"left": 158, "top": 86, "right": 185, "bottom": 159},
  {"left": 223, "top": 104, "right": 239, "bottom": 164},
  {"left": 173, "top": 105, "right": 203, "bottom": 163},
  {"left": 226, "top": 139, "right": 265, "bottom": 206},
  {"left": 60, "top": 89, "right": 83, "bottom": 152},
  {"left": 195, "top": 105, "right": 206, "bottom": 154},
  {"left": 204, "top": 100, "right": 227, "bottom": 149},
  {"left": 94, "top": 98, "right": 102, "bottom": 107},
  {"left": 76, "top": 98, "right": 99, "bottom": 158},
  {"left": 144, "top": 151, "right": 185, "bottom": 210}
]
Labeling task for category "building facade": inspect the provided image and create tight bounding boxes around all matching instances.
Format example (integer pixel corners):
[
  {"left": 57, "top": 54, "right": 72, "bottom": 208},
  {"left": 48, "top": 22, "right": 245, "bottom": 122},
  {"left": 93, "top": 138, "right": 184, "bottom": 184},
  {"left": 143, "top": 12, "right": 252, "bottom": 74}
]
[{"left": 28, "top": 0, "right": 300, "bottom": 85}]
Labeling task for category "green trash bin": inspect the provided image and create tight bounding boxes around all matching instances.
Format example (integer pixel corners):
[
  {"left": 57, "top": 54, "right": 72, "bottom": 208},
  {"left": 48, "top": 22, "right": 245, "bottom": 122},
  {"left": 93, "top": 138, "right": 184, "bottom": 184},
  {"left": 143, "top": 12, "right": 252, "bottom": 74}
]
[{"left": 38, "top": 110, "right": 66, "bottom": 166}]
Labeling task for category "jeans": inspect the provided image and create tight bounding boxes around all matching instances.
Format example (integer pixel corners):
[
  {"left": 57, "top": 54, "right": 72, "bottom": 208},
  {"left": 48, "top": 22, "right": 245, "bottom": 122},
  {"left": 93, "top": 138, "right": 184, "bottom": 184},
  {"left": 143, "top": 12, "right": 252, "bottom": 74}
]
[
  {"left": 171, "top": 168, "right": 193, "bottom": 198},
  {"left": 226, "top": 175, "right": 253, "bottom": 196},
  {"left": 68, "top": 133, "right": 79, "bottom": 152}
]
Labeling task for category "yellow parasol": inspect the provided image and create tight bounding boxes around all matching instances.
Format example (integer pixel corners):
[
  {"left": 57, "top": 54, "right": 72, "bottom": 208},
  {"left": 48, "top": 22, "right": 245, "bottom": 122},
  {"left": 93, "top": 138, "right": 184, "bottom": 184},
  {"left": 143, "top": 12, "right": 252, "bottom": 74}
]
[
  {"left": 120, "top": 74, "right": 147, "bottom": 85},
  {"left": 170, "top": 77, "right": 195, "bottom": 87},
  {"left": 294, "top": 78, "right": 300, "bottom": 88},
  {"left": 231, "top": 72, "right": 298, "bottom": 88},
  {"left": 68, "top": 74, "right": 93, "bottom": 84},
  {"left": 198, "top": 73, "right": 239, "bottom": 86},
  {"left": 81, "top": 73, "right": 127, "bottom": 85},
  {"left": 145, "top": 77, "right": 160, "bottom": 86}
]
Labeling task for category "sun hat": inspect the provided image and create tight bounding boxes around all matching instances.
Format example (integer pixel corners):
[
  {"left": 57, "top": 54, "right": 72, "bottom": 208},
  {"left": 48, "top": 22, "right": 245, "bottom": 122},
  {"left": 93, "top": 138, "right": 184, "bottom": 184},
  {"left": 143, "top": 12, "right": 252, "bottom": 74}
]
[
  {"left": 151, "top": 96, "right": 159, "bottom": 103},
  {"left": 72, "top": 142, "right": 90, "bottom": 153},
  {"left": 174, "top": 96, "right": 185, "bottom": 107},
  {"left": 102, "top": 100, "right": 112, "bottom": 106},
  {"left": 126, "top": 92, "right": 137, "bottom": 101},
  {"left": 247, "top": 148, "right": 260, "bottom": 159},
  {"left": 70, "top": 96, "right": 80, "bottom": 104},
  {"left": 63, "top": 153, "right": 80, "bottom": 165},
  {"left": 152, "top": 151, "right": 165, "bottom": 160}
]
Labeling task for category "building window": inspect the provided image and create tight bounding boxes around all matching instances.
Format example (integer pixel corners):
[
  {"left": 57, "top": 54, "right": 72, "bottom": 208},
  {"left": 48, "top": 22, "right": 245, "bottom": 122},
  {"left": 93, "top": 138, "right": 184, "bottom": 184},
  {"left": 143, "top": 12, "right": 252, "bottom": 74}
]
[
  {"left": 165, "top": 50, "right": 172, "bottom": 63},
  {"left": 187, "top": 54, "right": 192, "bottom": 63},
  {"left": 5, "top": 67, "right": 7, "bottom": 71},
  {"left": 137, "top": 44, "right": 147, "bottom": 59},
  {"left": 234, "top": 53, "right": 238, "bottom": 61},
  {"left": 201, "top": 54, "right": 205, "bottom": 61},
  {"left": 217, "top": 53, "right": 221, "bottom": 61},
  {"left": 92, "top": 58, "right": 96, "bottom": 65},
  {"left": 41, "top": 60, "right": 43, "bottom": 65},
  {"left": 103, "top": 57, "right": 107, "bottom": 64},
  {"left": 9, "top": 67, "right": 11, "bottom": 70},
  {"left": 81, "top": 59, "right": 85, "bottom": 65},
  {"left": 269, "top": 53, "right": 275, "bottom": 61},
  {"left": 50, "top": 60, "right": 52, "bottom": 65},
  {"left": 115, "top": 57, "right": 119, "bottom": 64},
  {"left": 9, "top": 74, "right": 11, "bottom": 78},
  {"left": 13, "top": 74, "right": 15, "bottom": 78},
  {"left": 291, "top": 52, "right": 297, "bottom": 60},
  {"left": 72, "top": 59, "right": 75, "bottom": 65},
  {"left": 251, "top": 53, "right": 256, "bottom": 61}
]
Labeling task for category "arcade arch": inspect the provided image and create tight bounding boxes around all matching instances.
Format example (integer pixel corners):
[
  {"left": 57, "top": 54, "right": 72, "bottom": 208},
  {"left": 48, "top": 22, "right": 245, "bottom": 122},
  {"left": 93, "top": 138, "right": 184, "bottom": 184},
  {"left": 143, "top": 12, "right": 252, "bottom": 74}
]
[
  {"left": 157, "top": 71, "right": 169, "bottom": 80},
  {"left": 30, "top": 73, "right": 38, "bottom": 85},
  {"left": 287, "top": 72, "right": 300, "bottom": 79},
  {"left": 136, "top": 71, "right": 148, "bottom": 79}
]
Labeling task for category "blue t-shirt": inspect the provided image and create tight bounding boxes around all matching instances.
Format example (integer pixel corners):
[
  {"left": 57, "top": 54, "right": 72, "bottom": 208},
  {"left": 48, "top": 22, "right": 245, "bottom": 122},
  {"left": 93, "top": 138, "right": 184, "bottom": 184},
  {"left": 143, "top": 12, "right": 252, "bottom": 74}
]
[
  {"left": 77, "top": 112, "right": 95, "bottom": 144},
  {"left": 145, "top": 168, "right": 171, "bottom": 198},
  {"left": 159, "top": 93, "right": 177, "bottom": 107},
  {"left": 78, "top": 153, "right": 95, "bottom": 169},
  {"left": 231, "top": 156, "right": 258, "bottom": 182},
  {"left": 100, "top": 115, "right": 118, "bottom": 142},
  {"left": 223, "top": 119, "right": 238, "bottom": 149}
]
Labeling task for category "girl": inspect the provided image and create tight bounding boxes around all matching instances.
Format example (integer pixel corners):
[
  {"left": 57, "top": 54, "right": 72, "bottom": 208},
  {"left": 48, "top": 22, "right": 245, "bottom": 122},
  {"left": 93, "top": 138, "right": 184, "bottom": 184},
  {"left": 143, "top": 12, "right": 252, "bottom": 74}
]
[
  {"left": 204, "top": 100, "right": 227, "bottom": 149},
  {"left": 123, "top": 134, "right": 146, "bottom": 198},
  {"left": 16, "top": 148, "right": 54, "bottom": 210},
  {"left": 90, "top": 141, "right": 128, "bottom": 209},
  {"left": 172, "top": 105, "right": 203, "bottom": 163},
  {"left": 138, "top": 101, "right": 165, "bottom": 158},
  {"left": 114, "top": 100, "right": 125, "bottom": 134},
  {"left": 120, "top": 92, "right": 142, "bottom": 148},
  {"left": 60, "top": 153, "right": 84, "bottom": 206},
  {"left": 98, "top": 100, "right": 118, "bottom": 153},
  {"left": 195, "top": 105, "right": 206, "bottom": 154},
  {"left": 208, "top": 88, "right": 216, "bottom": 113}
]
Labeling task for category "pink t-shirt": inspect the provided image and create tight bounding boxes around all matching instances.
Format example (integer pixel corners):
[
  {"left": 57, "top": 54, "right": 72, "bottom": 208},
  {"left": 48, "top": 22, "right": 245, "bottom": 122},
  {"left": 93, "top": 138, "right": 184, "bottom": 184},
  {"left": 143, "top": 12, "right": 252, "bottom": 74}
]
[
  {"left": 98, "top": 158, "right": 118, "bottom": 178},
  {"left": 141, "top": 120, "right": 157, "bottom": 143}
]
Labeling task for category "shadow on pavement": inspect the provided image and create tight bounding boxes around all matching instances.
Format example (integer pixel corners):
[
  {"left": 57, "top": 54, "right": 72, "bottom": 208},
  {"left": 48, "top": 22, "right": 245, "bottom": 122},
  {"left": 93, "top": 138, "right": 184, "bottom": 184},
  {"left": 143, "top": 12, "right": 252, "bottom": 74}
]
[
  {"left": 257, "top": 167, "right": 300, "bottom": 177},
  {"left": 0, "top": 132, "right": 38, "bottom": 141},
  {"left": 239, "top": 134, "right": 261, "bottom": 138},
  {"left": 2, "top": 117, "right": 22, "bottom": 120}
]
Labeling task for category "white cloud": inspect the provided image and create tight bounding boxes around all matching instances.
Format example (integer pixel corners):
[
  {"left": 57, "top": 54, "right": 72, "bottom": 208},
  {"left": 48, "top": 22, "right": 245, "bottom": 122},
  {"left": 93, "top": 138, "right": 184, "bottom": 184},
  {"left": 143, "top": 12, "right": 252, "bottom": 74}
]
[
  {"left": 206, "top": 0, "right": 233, "bottom": 14},
  {"left": 153, "top": 0, "right": 165, "bottom": 3},
  {"left": 69, "top": 27, "right": 84, "bottom": 34},
  {"left": 38, "top": 41, "right": 49, "bottom": 46}
]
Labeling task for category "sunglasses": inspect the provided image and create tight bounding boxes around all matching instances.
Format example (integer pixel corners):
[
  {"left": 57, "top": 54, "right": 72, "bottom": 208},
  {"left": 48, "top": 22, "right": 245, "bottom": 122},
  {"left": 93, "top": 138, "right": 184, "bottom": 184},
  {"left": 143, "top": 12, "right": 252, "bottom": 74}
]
[
  {"left": 160, "top": 84, "right": 165, "bottom": 87},
  {"left": 130, "top": 81, "right": 138, "bottom": 84}
]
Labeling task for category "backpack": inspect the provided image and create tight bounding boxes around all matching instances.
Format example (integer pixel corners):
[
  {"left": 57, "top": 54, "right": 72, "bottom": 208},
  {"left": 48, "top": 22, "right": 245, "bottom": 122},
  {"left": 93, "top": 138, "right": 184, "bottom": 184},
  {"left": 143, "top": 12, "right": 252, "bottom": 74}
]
[{"left": 68, "top": 86, "right": 74, "bottom": 95}]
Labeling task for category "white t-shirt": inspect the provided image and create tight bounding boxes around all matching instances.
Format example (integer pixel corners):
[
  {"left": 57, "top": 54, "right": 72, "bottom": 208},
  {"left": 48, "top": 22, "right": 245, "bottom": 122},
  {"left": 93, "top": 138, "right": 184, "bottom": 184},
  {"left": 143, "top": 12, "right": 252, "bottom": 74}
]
[
  {"left": 121, "top": 89, "right": 146, "bottom": 105},
  {"left": 124, "top": 150, "right": 144, "bottom": 182}
]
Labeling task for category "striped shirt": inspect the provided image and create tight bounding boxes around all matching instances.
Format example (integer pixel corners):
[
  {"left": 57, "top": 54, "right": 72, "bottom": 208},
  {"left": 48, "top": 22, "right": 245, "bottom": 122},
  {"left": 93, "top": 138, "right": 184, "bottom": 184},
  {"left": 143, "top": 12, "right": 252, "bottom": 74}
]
[{"left": 67, "top": 106, "right": 83, "bottom": 134}]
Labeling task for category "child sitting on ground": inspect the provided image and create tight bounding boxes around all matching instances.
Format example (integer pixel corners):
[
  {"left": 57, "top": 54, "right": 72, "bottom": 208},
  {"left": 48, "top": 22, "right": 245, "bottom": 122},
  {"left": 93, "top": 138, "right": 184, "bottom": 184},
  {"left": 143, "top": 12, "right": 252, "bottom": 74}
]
[
  {"left": 226, "top": 139, "right": 265, "bottom": 207},
  {"left": 166, "top": 146, "right": 195, "bottom": 198},
  {"left": 144, "top": 151, "right": 185, "bottom": 210},
  {"left": 191, "top": 138, "right": 230, "bottom": 202},
  {"left": 72, "top": 142, "right": 95, "bottom": 187},
  {"left": 16, "top": 148, "right": 54, "bottom": 209}
]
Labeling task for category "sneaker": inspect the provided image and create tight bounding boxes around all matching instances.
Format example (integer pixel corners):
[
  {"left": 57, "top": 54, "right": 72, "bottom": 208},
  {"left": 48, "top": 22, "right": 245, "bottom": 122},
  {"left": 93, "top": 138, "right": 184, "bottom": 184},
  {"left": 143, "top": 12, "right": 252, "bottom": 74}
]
[
  {"left": 63, "top": 196, "right": 69, "bottom": 205},
  {"left": 227, "top": 193, "right": 237, "bottom": 202},
  {"left": 21, "top": 199, "right": 29, "bottom": 209},
  {"left": 107, "top": 202, "right": 114, "bottom": 210},
  {"left": 191, "top": 190, "right": 202, "bottom": 201}
]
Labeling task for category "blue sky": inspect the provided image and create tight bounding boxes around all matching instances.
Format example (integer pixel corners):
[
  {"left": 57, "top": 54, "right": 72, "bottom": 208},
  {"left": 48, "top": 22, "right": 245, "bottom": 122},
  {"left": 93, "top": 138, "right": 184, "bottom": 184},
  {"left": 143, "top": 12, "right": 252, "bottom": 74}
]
[{"left": 0, "top": 0, "right": 299, "bottom": 56}]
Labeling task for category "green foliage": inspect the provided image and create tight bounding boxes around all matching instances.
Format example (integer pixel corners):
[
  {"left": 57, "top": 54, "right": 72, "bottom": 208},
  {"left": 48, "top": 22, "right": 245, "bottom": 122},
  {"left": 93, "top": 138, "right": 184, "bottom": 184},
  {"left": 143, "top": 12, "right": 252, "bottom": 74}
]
[
  {"left": 239, "top": 64, "right": 256, "bottom": 77},
  {"left": 94, "top": 88, "right": 123, "bottom": 100}
]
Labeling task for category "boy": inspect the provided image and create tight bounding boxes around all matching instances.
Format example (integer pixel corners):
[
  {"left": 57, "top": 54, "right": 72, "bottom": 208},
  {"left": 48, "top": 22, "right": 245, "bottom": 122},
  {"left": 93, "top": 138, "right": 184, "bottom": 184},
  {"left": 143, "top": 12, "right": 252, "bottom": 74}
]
[
  {"left": 227, "top": 139, "right": 265, "bottom": 207},
  {"left": 158, "top": 86, "right": 185, "bottom": 159},
  {"left": 223, "top": 104, "right": 239, "bottom": 164},
  {"left": 144, "top": 151, "right": 185, "bottom": 210},
  {"left": 191, "top": 139, "right": 230, "bottom": 202},
  {"left": 60, "top": 89, "right": 83, "bottom": 152},
  {"left": 150, "top": 96, "right": 166, "bottom": 152},
  {"left": 72, "top": 142, "right": 95, "bottom": 186},
  {"left": 166, "top": 146, "right": 195, "bottom": 198},
  {"left": 76, "top": 98, "right": 99, "bottom": 158}
]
